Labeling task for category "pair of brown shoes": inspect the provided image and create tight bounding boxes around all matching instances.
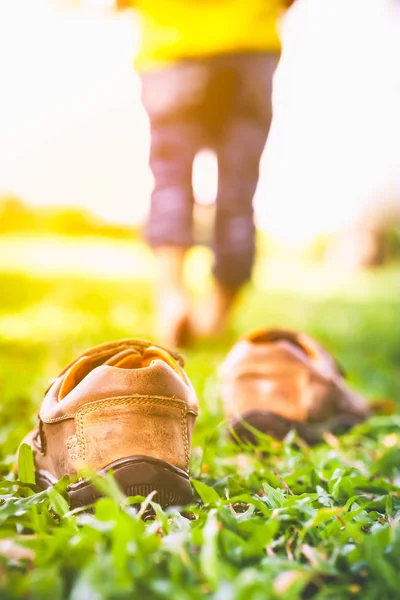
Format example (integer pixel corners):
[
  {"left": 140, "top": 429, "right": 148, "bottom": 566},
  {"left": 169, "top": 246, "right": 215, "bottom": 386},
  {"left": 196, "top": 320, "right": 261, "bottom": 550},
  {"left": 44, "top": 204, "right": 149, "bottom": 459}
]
[{"left": 20, "top": 329, "right": 369, "bottom": 508}]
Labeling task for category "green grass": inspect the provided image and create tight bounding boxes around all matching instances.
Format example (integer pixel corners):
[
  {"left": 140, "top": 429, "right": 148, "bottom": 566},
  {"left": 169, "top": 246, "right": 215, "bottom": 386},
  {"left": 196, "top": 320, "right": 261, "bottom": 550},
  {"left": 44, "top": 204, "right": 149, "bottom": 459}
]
[{"left": 0, "top": 237, "right": 399, "bottom": 599}]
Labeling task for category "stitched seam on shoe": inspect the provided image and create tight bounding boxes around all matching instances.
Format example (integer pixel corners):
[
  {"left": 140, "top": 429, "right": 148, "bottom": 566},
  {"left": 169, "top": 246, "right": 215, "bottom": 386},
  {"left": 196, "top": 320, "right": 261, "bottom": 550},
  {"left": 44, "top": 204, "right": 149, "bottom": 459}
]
[
  {"left": 41, "top": 394, "right": 195, "bottom": 423},
  {"left": 181, "top": 406, "right": 190, "bottom": 472},
  {"left": 41, "top": 413, "right": 76, "bottom": 424},
  {"left": 76, "top": 410, "right": 86, "bottom": 462},
  {"left": 73, "top": 395, "right": 189, "bottom": 466},
  {"left": 77, "top": 395, "right": 188, "bottom": 416}
]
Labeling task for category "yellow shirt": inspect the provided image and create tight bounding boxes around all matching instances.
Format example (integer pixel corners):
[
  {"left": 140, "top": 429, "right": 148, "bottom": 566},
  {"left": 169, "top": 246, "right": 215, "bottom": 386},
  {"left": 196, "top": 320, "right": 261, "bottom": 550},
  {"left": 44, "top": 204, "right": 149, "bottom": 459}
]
[{"left": 134, "top": 0, "right": 284, "bottom": 71}]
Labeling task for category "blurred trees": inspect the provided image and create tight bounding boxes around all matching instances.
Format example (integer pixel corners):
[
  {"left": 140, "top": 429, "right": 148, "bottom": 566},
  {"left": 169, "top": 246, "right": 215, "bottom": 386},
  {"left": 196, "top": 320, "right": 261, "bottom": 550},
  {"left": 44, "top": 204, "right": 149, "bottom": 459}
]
[
  {"left": 0, "top": 194, "right": 398, "bottom": 268},
  {"left": 0, "top": 194, "right": 137, "bottom": 239}
]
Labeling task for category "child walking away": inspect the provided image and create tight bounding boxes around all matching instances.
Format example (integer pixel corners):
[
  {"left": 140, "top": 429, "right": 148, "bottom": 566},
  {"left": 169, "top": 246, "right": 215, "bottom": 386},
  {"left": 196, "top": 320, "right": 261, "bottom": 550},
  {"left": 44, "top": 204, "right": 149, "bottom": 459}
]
[{"left": 117, "top": 0, "right": 295, "bottom": 346}]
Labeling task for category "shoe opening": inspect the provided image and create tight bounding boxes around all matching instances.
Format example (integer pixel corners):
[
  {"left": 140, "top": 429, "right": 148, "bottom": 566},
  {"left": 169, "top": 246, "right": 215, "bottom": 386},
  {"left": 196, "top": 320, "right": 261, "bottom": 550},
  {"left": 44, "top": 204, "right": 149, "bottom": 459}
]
[
  {"left": 245, "top": 328, "right": 317, "bottom": 359},
  {"left": 58, "top": 342, "right": 185, "bottom": 400}
]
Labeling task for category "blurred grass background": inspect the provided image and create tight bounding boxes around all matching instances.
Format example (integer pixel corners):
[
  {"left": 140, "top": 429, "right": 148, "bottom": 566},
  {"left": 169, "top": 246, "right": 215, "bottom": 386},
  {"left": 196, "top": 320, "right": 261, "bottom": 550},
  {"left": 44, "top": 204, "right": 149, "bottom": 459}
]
[{"left": 0, "top": 214, "right": 398, "bottom": 467}]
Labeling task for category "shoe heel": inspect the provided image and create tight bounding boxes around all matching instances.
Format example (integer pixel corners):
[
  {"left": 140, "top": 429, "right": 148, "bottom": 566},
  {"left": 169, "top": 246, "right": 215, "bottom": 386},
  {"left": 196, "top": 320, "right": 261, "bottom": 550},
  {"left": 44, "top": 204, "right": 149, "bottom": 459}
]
[{"left": 67, "top": 455, "right": 192, "bottom": 509}]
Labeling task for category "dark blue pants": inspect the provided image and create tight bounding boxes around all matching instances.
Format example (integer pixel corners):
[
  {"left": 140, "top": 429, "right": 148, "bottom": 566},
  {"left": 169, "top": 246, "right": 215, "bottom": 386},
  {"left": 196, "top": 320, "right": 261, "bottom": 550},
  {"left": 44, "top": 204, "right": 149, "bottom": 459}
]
[{"left": 141, "top": 52, "right": 279, "bottom": 288}]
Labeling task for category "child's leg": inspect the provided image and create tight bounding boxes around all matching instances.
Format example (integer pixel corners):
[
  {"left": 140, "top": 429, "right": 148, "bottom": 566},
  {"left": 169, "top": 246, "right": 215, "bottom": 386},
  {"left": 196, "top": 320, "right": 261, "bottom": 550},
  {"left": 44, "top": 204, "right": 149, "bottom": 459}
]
[
  {"left": 208, "top": 53, "right": 279, "bottom": 334},
  {"left": 140, "top": 65, "right": 206, "bottom": 346}
]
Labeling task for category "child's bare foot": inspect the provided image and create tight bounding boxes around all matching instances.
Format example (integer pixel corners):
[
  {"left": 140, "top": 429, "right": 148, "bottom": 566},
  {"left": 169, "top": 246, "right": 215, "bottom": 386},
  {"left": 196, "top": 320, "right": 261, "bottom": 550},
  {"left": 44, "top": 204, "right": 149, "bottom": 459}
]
[
  {"left": 191, "top": 282, "right": 238, "bottom": 340},
  {"left": 153, "top": 246, "right": 193, "bottom": 348},
  {"left": 157, "top": 290, "right": 192, "bottom": 348}
]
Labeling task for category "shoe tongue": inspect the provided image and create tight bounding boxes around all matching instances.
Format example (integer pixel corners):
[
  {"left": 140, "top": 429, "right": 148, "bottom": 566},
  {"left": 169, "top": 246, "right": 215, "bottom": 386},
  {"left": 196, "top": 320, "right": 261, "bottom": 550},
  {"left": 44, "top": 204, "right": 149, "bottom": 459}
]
[
  {"left": 57, "top": 339, "right": 184, "bottom": 401},
  {"left": 104, "top": 349, "right": 143, "bottom": 368},
  {"left": 104, "top": 346, "right": 182, "bottom": 375},
  {"left": 142, "top": 346, "right": 184, "bottom": 377}
]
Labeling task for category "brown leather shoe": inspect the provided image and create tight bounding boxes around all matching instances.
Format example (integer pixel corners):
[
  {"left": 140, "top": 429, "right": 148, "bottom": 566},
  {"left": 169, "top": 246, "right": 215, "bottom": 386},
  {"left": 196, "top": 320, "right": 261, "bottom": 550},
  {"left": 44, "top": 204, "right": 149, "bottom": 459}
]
[
  {"left": 220, "top": 328, "right": 369, "bottom": 444},
  {"left": 19, "top": 339, "right": 198, "bottom": 508}
]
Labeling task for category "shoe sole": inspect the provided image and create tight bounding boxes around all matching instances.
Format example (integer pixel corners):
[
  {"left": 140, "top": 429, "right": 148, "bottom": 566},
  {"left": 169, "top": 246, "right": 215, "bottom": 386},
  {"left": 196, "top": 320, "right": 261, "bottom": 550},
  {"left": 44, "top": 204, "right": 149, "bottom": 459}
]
[
  {"left": 231, "top": 410, "right": 365, "bottom": 445},
  {"left": 36, "top": 455, "right": 192, "bottom": 509}
]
